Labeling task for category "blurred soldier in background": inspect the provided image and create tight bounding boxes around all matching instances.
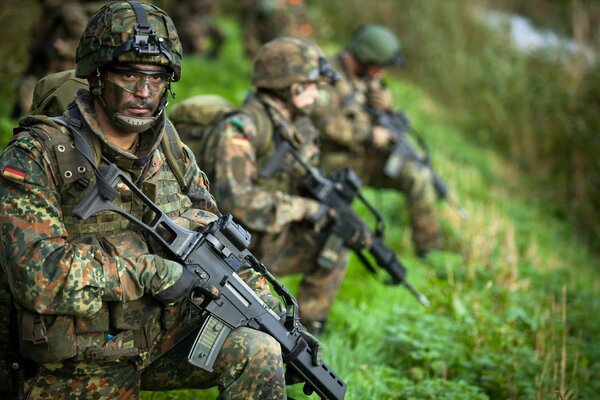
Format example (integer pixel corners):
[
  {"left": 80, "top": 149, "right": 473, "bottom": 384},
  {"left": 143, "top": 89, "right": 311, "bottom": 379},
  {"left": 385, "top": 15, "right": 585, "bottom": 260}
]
[
  {"left": 240, "top": 0, "right": 313, "bottom": 58},
  {"left": 163, "top": 0, "right": 226, "bottom": 59},
  {"left": 311, "top": 24, "right": 443, "bottom": 257},
  {"left": 11, "top": 0, "right": 107, "bottom": 118},
  {"left": 171, "top": 37, "right": 347, "bottom": 335}
]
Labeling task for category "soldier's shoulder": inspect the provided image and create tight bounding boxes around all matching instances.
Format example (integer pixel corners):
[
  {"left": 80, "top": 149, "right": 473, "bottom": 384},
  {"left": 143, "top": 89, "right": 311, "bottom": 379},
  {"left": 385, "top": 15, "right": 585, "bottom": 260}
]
[
  {"left": 223, "top": 111, "right": 258, "bottom": 140},
  {"left": 16, "top": 115, "right": 70, "bottom": 142}
]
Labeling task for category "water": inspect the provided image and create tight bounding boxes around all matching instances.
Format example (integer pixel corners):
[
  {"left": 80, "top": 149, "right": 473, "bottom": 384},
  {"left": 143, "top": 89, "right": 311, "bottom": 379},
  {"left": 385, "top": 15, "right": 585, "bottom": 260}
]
[{"left": 482, "top": 10, "right": 596, "bottom": 64}]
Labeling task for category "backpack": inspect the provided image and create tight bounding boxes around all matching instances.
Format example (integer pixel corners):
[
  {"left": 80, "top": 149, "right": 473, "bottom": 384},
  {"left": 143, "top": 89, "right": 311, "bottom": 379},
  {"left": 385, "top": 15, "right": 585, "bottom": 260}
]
[
  {"left": 167, "top": 94, "right": 235, "bottom": 156},
  {"left": 24, "top": 69, "right": 190, "bottom": 191}
]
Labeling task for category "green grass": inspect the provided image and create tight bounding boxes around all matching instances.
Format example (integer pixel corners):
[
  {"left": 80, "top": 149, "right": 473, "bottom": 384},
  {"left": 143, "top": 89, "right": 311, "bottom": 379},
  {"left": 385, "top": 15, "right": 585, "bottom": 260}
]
[{"left": 143, "top": 18, "right": 600, "bottom": 400}]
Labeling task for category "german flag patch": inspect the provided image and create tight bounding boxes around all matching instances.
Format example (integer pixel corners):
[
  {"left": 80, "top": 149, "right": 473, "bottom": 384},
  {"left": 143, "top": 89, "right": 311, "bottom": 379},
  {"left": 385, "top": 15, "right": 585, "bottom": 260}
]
[
  {"left": 231, "top": 136, "right": 251, "bottom": 147},
  {"left": 2, "top": 167, "right": 26, "bottom": 182}
]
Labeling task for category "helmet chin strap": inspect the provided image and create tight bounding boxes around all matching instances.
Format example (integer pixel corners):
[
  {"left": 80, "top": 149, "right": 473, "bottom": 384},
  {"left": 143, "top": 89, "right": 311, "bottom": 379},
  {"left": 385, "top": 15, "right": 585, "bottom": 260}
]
[{"left": 111, "top": 113, "right": 156, "bottom": 133}]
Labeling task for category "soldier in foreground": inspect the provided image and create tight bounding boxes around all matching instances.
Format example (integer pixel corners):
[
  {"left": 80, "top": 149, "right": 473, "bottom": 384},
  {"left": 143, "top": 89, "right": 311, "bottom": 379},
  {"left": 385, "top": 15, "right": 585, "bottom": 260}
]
[
  {"left": 0, "top": 2, "right": 287, "bottom": 398},
  {"left": 312, "top": 24, "right": 443, "bottom": 257},
  {"left": 173, "top": 37, "right": 350, "bottom": 335}
]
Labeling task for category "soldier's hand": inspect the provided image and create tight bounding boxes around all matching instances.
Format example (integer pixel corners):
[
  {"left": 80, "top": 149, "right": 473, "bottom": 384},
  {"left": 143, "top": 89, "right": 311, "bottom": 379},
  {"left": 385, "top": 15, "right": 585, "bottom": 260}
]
[
  {"left": 367, "top": 83, "right": 394, "bottom": 110},
  {"left": 305, "top": 202, "right": 337, "bottom": 233},
  {"left": 299, "top": 327, "right": 324, "bottom": 366},
  {"left": 346, "top": 228, "right": 373, "bottom": 250},
  {"left": 154, "top": 267, "right": 200, "bottom": 305},
  {"left": 372, "top": 126, "right": 395, "bottom": 149}
]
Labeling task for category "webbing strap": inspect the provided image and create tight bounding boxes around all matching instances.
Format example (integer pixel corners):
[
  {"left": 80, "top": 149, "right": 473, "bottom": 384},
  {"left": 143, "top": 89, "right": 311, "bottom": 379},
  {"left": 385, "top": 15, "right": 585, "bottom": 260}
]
[
  {"left": 55, "top": 106, "right": 119, "bottom": 201},
  {"left": 162, "top": 119, "right": 188, "bottom": 192}
]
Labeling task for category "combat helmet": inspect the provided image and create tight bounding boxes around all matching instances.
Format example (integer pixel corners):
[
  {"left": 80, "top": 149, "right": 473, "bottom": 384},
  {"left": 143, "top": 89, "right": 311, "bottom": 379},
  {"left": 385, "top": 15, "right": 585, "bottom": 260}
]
[
  {"left": 76, "top": 1, "right": 182, "bottom": 81},
  {"left": 348, "top": 24, "right": 404, "bottom": 67},
  {"left": 75, "top": 1, "right": 182, "bottom": 132},
  {"left": 251, "top": 37, "right": 338, "bottom": 90}
]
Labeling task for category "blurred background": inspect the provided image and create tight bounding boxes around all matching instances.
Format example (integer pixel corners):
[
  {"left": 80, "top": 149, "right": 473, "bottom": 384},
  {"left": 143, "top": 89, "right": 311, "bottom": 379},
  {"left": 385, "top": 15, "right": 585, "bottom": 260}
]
[{"left": 1, "top": 0, "right": 598, "bottom": 250}]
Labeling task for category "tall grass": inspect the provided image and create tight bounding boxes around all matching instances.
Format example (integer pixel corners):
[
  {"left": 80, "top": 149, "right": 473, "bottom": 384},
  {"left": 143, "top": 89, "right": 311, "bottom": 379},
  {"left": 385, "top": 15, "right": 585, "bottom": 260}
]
[
  {"left": 309, "top": 0, "right": 600, "bottom": 249},
  {"left": 143, "top": 41, "right": 600, "bottom": 398}
]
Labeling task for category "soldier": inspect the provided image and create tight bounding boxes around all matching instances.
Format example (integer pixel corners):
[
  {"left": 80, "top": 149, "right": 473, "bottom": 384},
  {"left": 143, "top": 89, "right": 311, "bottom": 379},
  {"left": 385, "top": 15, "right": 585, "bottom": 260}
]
[
  {"left": 311, "top": 24, "right": 443, "bottom": 257},
  {"left": 0, "top": 2, "right": 286, "bottom": 398},
  {"left": 163, "top": 0, "right": 226, "bottom": 59},
  {"left": 173, "top": 37, "right": 348, "bottom": 335},
  {"left": 240, "top": 0, "right": 313, "bottom": 58},
  {"left": 12, "top": 0, "right": 90, "bottom": 117}
]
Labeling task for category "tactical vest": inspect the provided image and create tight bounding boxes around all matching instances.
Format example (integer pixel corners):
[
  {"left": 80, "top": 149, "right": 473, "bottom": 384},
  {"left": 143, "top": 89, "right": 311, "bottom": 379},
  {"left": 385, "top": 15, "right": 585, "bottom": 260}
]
[
  {"left": 8, "top": 109, "right": 192, "bottom": 365},
  {"left": 196, "top": 93, "right": 318, "bottom": 196}
]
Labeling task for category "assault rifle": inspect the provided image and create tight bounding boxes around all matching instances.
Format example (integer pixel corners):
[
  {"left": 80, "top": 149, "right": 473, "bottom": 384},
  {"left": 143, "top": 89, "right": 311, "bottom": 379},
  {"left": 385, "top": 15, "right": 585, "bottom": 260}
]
[
  {"left": 261, "top": 142, "right": 430, "bottom": 307},
  {"left": 73, "top": 163, "right": 346, "bottom": 400},
  {"left": 369, "top": 107, "right": 467, "bottom": 219}
]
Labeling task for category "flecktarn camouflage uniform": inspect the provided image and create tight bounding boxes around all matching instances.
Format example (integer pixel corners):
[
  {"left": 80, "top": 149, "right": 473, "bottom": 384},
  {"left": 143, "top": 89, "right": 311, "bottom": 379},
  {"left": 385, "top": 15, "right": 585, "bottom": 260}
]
[
  {"left": 312, "top": 52, "right": 442, "bottom": 256},
  {"left": 191, "top": 92, "right": 349, "bottom": 329},
  {"left": 173, "top": 37, "right": 348, "bottom": 333}
]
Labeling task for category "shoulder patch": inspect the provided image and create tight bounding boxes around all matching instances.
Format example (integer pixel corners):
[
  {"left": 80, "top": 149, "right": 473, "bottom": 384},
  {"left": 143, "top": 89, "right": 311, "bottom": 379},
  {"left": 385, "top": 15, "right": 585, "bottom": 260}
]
[
  {"left": 2, "top": 167, "right": 26, "bottom": 182},
  {"left": 231, "top": 136, "right": 251, "bottom": 147},
  {"left": 12, "top": 137, "right": 39, "bottom": 152}
]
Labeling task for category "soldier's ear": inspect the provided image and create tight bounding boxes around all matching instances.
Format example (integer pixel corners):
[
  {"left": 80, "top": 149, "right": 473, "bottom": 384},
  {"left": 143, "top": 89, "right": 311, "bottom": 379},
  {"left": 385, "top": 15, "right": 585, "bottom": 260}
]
[
  {"left": 291, "top": 83, "right": 306, "bottom": 97},
  {"left": 87, "top": 69, "right": 103, "bottom": 89}
]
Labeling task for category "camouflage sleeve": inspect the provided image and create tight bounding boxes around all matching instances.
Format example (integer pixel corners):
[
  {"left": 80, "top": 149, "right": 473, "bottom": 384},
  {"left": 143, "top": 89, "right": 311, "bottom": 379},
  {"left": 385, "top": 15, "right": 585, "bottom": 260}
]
[
  {"left": 0, "top": 136, "right": 183, "bottom": 316},
  {"left": 212, "top": 114, "right": 318, "bottom": 234},
  {"left": 237, "top": 266, "right": 284, "bottom": 315},
  {"left": 313, "top": 81, "right": 374, "bottom": 149}
]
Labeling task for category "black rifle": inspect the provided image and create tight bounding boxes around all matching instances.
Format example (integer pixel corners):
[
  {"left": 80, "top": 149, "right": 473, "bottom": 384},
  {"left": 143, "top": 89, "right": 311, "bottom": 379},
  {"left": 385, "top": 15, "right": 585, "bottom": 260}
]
[
  {"left": 261, "top": 141, "right": 430, "bottom": 307},
  {"left": 73, "top": 163, "right": 346, "bottom": 400},
  {"left": 369, "top": 107, "right": 467, "bottom": 218}
]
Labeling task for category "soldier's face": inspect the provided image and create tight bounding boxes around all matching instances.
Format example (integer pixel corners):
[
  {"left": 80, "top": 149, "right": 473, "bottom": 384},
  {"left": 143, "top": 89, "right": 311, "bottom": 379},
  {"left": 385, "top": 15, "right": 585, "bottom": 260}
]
[
  {"left": 365, "top": 64, "right": 386, "bottom": 79},
  {"left": 290, "top": 82, "right": 320, "bottom": 111},
  {"left": 102, "top": 63, "right": 168, "bottom": 117}
]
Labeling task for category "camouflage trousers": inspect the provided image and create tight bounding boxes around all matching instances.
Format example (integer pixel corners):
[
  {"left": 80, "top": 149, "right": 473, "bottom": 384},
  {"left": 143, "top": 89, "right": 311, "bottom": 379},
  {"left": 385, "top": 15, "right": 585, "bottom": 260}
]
[
  {"left": 252, "top": 224, "right": 349, "bottom": 326},
  {"left": 23, "top": 326, "right": 286, "bottom": 400},
  {"left": 323, "top": 150, "right": 442, "bottom": 256}
]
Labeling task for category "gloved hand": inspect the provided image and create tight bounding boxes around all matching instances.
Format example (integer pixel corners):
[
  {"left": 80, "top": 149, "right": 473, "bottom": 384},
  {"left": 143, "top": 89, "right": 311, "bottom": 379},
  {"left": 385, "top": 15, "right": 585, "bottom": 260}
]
[
  {"left": 345, "top": 227, "right": 373, "bottom": 250},
  {"left": 367, "top": 81, "right": 394, "bottom": 111},
  {"left": 372, "top": 125, "right": 395, "bottom": 149},
  {"left": 284, "top": 326, "right": 324, "bottom": 388},
  {"left": 305, "top": 201, "right": 337, "bottom": 233},
  {"left": 299, "top": 327, "right": 324, "bottom": 366},
  {"left": 153, "top": 266, "right": 200, "bottom": 304}
]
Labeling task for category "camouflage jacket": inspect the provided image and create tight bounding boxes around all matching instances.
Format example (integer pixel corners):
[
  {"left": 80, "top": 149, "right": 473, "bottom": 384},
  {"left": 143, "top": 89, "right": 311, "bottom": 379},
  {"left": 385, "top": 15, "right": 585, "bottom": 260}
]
[
  {"left": 201, "top": 92, "right": 320, "bottom": 235},
  {"left": 0, "top": 90, "right": 273, "bottom": 364},
  {"left": 312, "top": 52, "right": 393, "bottom": 154}
]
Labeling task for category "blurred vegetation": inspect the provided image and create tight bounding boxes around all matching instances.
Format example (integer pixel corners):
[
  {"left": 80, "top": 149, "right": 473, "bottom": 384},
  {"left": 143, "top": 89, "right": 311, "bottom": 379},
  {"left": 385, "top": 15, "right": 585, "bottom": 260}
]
[
  {"left": 308, "top": 0, "right": 600, "bottom": 250},
  {"left": 0, "top": 1, "right": 599, "bottom": 399},
  {"left": 152, "top": 40, "right": 600, "bottom": 398}
]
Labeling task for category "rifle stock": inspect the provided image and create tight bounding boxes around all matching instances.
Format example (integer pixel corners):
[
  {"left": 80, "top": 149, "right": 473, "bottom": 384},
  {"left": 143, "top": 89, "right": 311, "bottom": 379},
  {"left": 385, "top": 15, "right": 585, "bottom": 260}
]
[
  {"left": 261, "top": 142, "right": 429, "bottom": 307},
  {"left": 73, "top": 163, "right": 347, "bottom": 400}
]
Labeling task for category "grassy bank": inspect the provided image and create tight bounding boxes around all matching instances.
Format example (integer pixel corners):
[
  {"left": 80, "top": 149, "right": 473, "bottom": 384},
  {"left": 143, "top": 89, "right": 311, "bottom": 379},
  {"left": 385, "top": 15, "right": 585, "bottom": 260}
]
[
  {"left": 309, "top": 0, "right": 600, "bottom": 250},
  {"left": 145, "top": 17, "right": 600, "bottom": 398}
]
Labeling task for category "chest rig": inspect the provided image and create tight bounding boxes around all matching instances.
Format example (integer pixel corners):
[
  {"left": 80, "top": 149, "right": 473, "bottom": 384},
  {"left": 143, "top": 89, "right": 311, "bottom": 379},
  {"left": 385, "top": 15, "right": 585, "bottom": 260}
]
[
  {"left": 13, "top": 105, "right": 192, "bottom": 366},
  {"left": 246, "top": 95, "right": 320, "bottom": 196}
]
